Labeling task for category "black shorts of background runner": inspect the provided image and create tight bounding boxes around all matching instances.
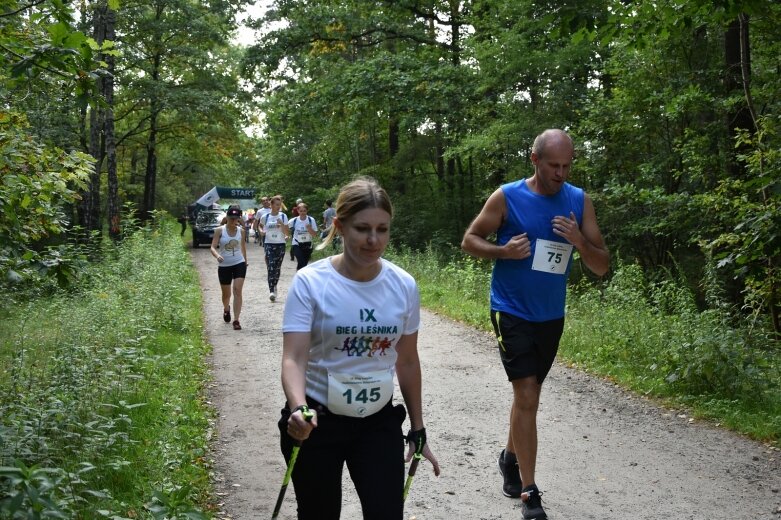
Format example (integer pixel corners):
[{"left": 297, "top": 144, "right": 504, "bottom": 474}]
[
  {"left": 291, "top": 243, "right": 313, "bottom": 271},
  {"left": 490, "top": 310, "right": 564, "bottom": 384},
  {"left": 278, "top": 400, "right": 406, "bottom": 520},
  {"left": 217, "top": 262, "right": 247, "bottom": 285}
]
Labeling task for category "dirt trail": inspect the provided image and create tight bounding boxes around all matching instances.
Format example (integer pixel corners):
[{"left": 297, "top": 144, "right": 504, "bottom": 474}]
[{"left": 193, "top": 242, "right": 781, "bottom": 520}]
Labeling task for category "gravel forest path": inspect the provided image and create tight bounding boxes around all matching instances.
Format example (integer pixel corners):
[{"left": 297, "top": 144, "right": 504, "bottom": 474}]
[{"left": 191, "top": 242, "right": 781, "bottom": 520}]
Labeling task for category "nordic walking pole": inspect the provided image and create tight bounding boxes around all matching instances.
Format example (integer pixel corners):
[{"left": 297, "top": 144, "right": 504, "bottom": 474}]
[
  {"left": 402, "top": 452, "right": 422, "bottom": 502},
  {"left": 403, "top": 427, "right": 426, "bottom": 502},
  {"left": 271, "top": 406, "right": 314, "bottom": 519}
]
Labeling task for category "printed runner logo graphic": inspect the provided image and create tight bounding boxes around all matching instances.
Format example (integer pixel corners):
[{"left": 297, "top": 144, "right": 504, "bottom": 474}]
[
  {"left": 334, "top": 308, "right": 398, "bottom": 357},
  {"left": 334, "top": 336, "right": 392, "bottom": 357}
]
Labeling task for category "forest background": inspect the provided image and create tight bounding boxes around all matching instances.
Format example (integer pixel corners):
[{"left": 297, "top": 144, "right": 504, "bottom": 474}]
[{"left": 1, "top": 0, "right": 780, "bottom": 517}]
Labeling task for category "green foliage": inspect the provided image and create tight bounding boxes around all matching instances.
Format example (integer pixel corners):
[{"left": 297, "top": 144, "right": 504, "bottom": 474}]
[
  {"left": 0, "top": 1, "right": 110, "bottom": 108},
  {"left": 115, "top": 0, "right": 256, "bottom": 215},
  {"left": 0, "top": 111, "right": 92, "bottom": 292},
  {"left": 0, "top": 463, "right": 69, "bottom": 519},
  {"left": 700, "top": 116, "right": 781, "bottom": 324},
  {"left": 146, "top": 486, "right": 209, "bottom": 520},
  {"left": 245, "top": 1, "right": 483, "bottom": 239},
  {"left": 564, "top": 261, "right": 779, "bottom": 442},
  {"left": 0, "top": 218, "right": 212, "bottom": 517},
  {"left": 574, "top": 1, "right": 781, "bottom": 331},
  {"left": 246, "top": 0, "right": 781, "bottom": 332}
]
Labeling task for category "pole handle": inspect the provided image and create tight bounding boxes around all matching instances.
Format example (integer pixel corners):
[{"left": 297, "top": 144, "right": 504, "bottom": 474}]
[{"left": 271, "top": 406, "right": 314, "bottom": 518}]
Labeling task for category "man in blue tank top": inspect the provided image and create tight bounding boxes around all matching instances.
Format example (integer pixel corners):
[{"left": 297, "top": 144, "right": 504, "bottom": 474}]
[{"left": 462, "top": 129, "right": 609, "bottom": 520}]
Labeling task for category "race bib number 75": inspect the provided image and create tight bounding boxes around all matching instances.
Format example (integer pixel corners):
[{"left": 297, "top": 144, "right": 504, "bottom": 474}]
[{"left": 531, "top": 239, "right": 574, "bottom": 275}]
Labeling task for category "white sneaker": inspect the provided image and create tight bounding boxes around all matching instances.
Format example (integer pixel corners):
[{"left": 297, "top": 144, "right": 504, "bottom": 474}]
[{"left": 269, "top": 292, "right": 276, "bottom": 302}]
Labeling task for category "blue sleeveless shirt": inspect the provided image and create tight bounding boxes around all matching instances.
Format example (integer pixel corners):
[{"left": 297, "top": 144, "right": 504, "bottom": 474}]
[{"left": 490, "top": 179, "right": 584, "bottom": 321}]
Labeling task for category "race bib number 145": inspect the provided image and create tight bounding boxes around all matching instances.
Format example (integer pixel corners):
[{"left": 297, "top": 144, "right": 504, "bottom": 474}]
[{"left": 327, "top": 369, "right": 393, "bottom": 418}]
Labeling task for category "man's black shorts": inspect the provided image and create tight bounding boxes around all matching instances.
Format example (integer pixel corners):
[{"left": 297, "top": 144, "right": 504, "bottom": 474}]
[
  {"left": 490, "top": 310, "right": 564, "bottom": 384},
  {"left": 217, "top": 262, "right": 247, "bottom": 285}
]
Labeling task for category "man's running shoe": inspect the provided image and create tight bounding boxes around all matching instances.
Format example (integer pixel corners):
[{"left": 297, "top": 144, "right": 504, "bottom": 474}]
[
  {"left": 497, "top": 449, "right": 522, "bottom": 498},
  {"left": 269, "top": 292, "right": 276, "bottom": 302},
  {"left": 223, "top": 309, "right": 231, "bottom": 323},
  {"left": 232, "top": 320, "right": 242, "bottom": 330},
  {"left": 521, "top": 484, "right": 546, "bottom": 519}
]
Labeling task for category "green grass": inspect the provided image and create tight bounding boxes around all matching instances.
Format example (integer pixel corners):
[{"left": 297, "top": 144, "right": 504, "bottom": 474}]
[
  {"left": 0, "top": 219, "right": 213, "bottom": 519},
  {"left": 386, "top": 246, "right": 781, "bottom": 446}
]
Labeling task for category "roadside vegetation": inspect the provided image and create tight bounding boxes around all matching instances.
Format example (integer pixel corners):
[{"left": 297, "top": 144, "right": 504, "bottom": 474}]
[
  {"left": 386, "top": 246, "right": 781, "bottom": 446},
  {"left": 0, "top": 217, "right": 212, "bottom": 519},
  {"left": 1, "top": 217, "right": 778, "bottom": 518}
]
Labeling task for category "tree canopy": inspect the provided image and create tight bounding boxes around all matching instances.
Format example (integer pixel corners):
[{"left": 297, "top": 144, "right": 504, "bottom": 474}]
[{"left": 2, "top": 0, "right": 780, "bottom": 334}]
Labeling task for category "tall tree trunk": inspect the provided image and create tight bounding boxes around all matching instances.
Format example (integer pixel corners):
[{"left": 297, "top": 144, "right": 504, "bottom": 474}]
[
  {"left": 388, "top": 117, "right": 405, "bottom": 194},
  {"left": 143, "top": 109, "right": 158, "bottom": 220},
  {"left": 383, "top": 35, "right": 404, "bottom": 194},
  {"left": 75, "top": 0, "right": 90, "bottom": 230},
  {"left": 446, "top": 0, "right": 461, "bottom": 237},
  {"left": 724, "top": 15, "right": 755, "bottom": 178},
  {"left": 388, "top": 118, "right": 399, "bottom": 158},
  {"left": 80, "top": 2, "right": 107, "bottom": 236},
  {"left": 141, "top": 3, "right": 167, "bottom": 221},
  {"left": 435, "top": 121, "right": 445, "bottom": 181},
  {"left": 142, "top": 49, "right": 161, "bottom": 220},
  {"left": 104, "top": 3, "right": 120, "bottom": 240}
]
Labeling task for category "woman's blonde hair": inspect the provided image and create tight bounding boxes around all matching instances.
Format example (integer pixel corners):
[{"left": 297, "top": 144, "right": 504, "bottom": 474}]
[
  {"left": 317, "top": 176, "right": 393, "bottom": 250},
  {"left": 271, "top": 195, "right": 287, "bottom": 212}
]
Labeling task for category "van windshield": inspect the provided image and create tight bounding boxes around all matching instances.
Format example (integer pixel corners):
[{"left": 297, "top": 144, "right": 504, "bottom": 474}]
[{"left": 196, "top": 211, "right": 223, "bottom": 227}]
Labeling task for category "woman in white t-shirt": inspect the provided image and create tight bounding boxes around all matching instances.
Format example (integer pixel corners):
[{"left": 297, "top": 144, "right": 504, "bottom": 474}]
[
  {"left": 289, "top": 202, "right": 318, "bottom": 271},
  {"left": 280, "top": 177, "right": 440, "bottom": 519},
  {"left": 258, "top": 195, "right": 289, "bottom": 301}
]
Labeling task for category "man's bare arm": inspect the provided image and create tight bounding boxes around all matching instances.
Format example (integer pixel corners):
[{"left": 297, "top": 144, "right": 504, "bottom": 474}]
[
  {"left": 461, "top": 189, "right": 531, "bottom": 261},
  {"left": 576, "top": 195, "right": 609, "bottom": 276}
]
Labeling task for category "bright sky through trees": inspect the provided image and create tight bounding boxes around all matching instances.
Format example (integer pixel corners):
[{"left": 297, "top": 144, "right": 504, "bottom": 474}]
[{"left": 234, "top": 0, "right": 272, "bottom": 46}]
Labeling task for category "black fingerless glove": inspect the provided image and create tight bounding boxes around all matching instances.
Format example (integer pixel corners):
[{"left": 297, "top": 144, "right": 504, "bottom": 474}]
[{"left": 406, "top": 427, "right": 427, "bottom": 456}]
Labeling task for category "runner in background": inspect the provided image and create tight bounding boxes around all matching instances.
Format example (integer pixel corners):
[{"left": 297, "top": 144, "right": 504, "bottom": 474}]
[
  {"left": 258, "top": 195, "right": 289, "bottom": 302},
  {"left": 290, "top": 198, "right": 303, "bottom": 260},
  {"left": 178, "top": 208, "right": 188, "bottom": 236},
  {"left": 244, "top": 209, "right": 255, "bottom": 243},
  {"left": 289, "top": 202, "right": 318, "bottom": 271},
  {"left": 321, "top": 199, "right": 335, "bottom": 236},
  {"left": 255, "top": 197, "right": 272, "bottom": 247}
]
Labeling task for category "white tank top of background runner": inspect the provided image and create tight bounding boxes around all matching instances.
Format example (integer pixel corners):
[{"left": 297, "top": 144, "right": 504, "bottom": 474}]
[
  {"left": 282, "top": 258, "right": 420, "bottom": 416},
  {"left": 218, "top": 225, "right": 244, "bottom": 266},
  {"left": 263, "top": 212, "right": 288, "bottom": 244}
]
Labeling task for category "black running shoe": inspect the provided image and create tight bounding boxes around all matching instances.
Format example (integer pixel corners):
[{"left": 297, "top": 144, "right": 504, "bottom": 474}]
[
  {"left": 521, "top": 484, "right": 546, "bottom": 519},
  {"left": 223, "top": 309, "right": 231, "bottom": 323},
  {"left": 497, "top": 449, "right": 522, "bottom": 498}
]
